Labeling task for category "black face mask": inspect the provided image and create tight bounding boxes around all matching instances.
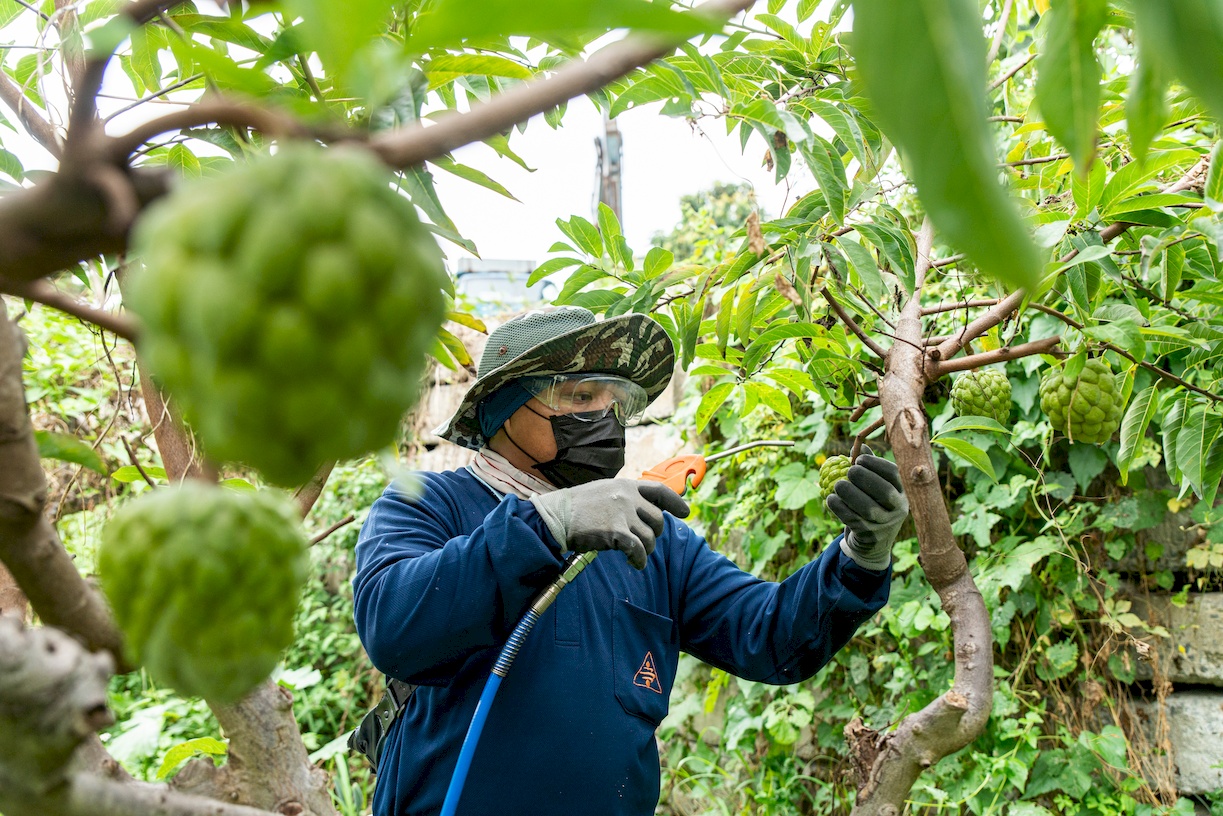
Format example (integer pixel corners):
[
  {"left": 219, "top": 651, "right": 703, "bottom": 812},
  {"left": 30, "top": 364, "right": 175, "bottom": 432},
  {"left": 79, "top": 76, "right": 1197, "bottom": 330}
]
[{"left": 505, "top": 408, "right": 626, "bottom": 488}]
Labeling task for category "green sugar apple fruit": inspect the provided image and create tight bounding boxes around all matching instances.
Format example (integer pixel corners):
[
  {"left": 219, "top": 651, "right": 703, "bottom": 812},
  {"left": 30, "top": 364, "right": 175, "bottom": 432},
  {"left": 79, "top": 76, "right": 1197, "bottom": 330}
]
[
  {"left": 819, "top": 455, "right": 852, "bottom": 496},
  {"left": 125, "top": 143, "right": 449, "bottom": 485},
  {"left": 1039, "top": 357, "right": 1124, "bottom": 444},
  {"left": 99, "top": 484, "right": 308, "bottom": 703},
  {"left": 950, "top": 367, "right": 1012, "bottom": 424}
]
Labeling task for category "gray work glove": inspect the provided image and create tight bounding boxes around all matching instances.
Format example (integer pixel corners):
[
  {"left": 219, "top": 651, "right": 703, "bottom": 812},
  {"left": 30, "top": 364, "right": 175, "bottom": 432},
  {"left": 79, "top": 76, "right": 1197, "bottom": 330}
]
[
  {"left": 825, "top": 447, "right": 909, "bottom": 571},
  {"left": 529, "top": 479, "right": 690, "bottom": 569}
]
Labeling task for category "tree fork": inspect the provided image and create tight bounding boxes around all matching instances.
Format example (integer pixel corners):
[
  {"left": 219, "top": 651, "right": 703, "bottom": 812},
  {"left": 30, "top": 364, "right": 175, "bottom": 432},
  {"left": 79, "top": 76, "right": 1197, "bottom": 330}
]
[
  {"left": 851, "top": 220, "right": 993, "bottom": 815},
  {"left": 0, "top": 302, "right": 128, "bottom": 666}
]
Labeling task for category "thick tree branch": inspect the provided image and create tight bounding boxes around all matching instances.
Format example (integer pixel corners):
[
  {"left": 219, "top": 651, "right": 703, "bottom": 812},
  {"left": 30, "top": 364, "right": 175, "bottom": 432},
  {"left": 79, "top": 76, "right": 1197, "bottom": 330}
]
[
  {"left": 922, "top": 298, "right": 998, "bottom": 316},
  {"left": 0, "top": 277, "right": 139, "bottom": 341},
  {"left": 0, "top": 303, "right": 128, "bottom": 666},
  {"left": 821, "top": 287, "right": 887, "bottom": 359},
  {"left": 106, "top": 101, "right": 314, "bottom": 162},
  {"left": 0, "top": 562, "right": 27, "bottom": 620},
  {"left": 293, "top": 461, "right": 335, "bottom": 519},
  {"left": 0, "top": 68, "right": 61, "bottom": 158},
  {"left": 368, "top": 0, "right": 757, "bottom": 168},
  {"left": 854, "top": 221, "right": 993, "bottom": 815},
  {"left": 1026, "top": 302, "right": 1223, "bottom": 403},
  {"left": 172, "top": 681, "right": 336, "bottom": 815},
  {"left": 67, "top": 774, "right": 281, "bottom": 816},
  {"left": 0, "top": 616, "right": 282, "bottom": 816},
  {"left": 934, "top": 336, "right": 1061, "bottom": 375}
]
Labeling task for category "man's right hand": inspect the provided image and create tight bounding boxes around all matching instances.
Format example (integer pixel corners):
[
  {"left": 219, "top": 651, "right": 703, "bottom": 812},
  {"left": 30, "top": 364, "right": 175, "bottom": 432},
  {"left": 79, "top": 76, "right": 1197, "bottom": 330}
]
[{"left": 529, "top": 480, "right": 690, "bottom": 569}]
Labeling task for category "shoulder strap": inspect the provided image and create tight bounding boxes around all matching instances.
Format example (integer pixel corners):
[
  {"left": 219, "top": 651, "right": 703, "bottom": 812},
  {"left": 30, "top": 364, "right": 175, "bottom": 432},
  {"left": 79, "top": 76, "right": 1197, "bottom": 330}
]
[{"left": 348, "top": 677, "right": 417, "bottom": 774}]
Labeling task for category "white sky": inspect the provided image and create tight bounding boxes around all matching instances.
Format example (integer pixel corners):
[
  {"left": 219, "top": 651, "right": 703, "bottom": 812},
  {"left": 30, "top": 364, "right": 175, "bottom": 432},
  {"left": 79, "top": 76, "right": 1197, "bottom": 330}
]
[
  {"left": 433, "top": 97, "right": 805, "bottom": 264},
  {"left": 0, "top": 6, "right": 814, "bottom": 271}
]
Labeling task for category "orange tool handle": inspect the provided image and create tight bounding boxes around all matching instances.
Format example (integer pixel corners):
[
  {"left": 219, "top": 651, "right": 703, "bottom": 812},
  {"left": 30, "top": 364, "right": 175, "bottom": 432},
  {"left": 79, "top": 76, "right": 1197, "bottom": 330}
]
[{"left": 640, "top": 454, "right": 707, "bottom": 496}]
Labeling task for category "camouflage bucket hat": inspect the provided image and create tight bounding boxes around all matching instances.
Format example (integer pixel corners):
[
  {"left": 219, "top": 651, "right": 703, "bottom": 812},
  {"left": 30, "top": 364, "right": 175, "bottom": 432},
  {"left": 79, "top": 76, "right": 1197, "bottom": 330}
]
[{"left": 437, "top": 306, "right": 675, "bottom": 450}]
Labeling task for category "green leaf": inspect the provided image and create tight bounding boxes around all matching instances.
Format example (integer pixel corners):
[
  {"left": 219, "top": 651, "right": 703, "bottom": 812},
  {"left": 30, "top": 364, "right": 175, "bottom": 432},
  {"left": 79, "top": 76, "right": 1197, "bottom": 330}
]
[
  {"left": 715, "top": 288, "right": 734, "bottom": 358},
  {"left": 220, "top": 478, "right": 257, "bottom": 492},
  {"left": 695, "top": 381, "right": 735, "bottom": 433},
  {"left": 282, "top": 0, "right": 397, "bottom": 85},
  {"left": 643, "top": 247, "right": 673, "bottom": 278},
  {"left": 156, "top": 737, "right": 228, "bottom": 780},
  {"left": 426, "top": 53, "right": 532, "bottom": 87},
  {"left": 1133, "top": 0, "right": 1223, "bottom": 124},
  {"left": 1071, "top": 151, "right": 1106, "bottom": 217},
  {"left": 1200, "top": 431, "right": 1223, "bottom": 507},
  {"left": 744, "top": 381, "right": 793, "bottom": 420},
  {"left": 742, "top": 322, "right": 825, "bottom": 375},
  {"left": 1175, "top": 405, "right": 1222, "bottom": 498},
  {"left": 128, "top": 23, "right": 166, "bottom": 92},
  {"left": 0, "top": 0, "right": 24, "bottom": 28},
  {"left": 35, "top": 431, "right": 105, "bottom": 474},
  {"left": 409, "top": 0, "right": 718, "bottom": 53},
  {"left": 1083, "top": 318, "right": 1145, "bottom": 361},
  {"left": 933, "top": 416, "right": 1010, "bottom": 436},
  {"left": 0, "top": 147, "right": 24, "bottom": 182},
  {"left": 835, "top": 237, "right": 885, "bottom": 302},
  {"left": 774, "top": 462, "right": 822, "bottom": 510},
  {"left": 165, "top": 144, "right": 201, "bottom": 178},
  {"left": 799, "top": 135, "right": 847, "bottom": 224},
  {"left": 1117, "top": 384, "right": 1159, "bottom": 485},
  {"left": 932, "top": 436, "right": 997, "bottom": 482},
  {"left": 555, "top": 265, "right": 608, "bottom": 304},
  {"left": 431, "top": 156, "right": 518, "bottom": 201},
  {"left": 1126, "top": 47, "right": 1169, "bottom": 164},
  {"left": 1035, "top": 0, "right": 1107, "bottom": 175},
  {"left": 1037, "top": 639, "right": 1080, "bottom": 681},
  {"left": 1162, "top": 393, "right": 1188, "bottom": 484},
  {"left": 852, "top": 0, "right": 1040, "bottom": 292},
  {"left": 528, "top": 256, "right": 584, "bottom": 286},
  {"left": 400, "top": 165, "right": 477, "bottom": 254},
  {"left": 1206, "top": 141, "right": 1223, "bottom": 211},
  {"left": 1098, "top": 148, "right": 1197, "bottom": 213},
  {"left": 110, "top": 464, "right": 167, "bottom": 483},
  {"left": 556, "top": 215, "right": 603, "bottom": 258}
]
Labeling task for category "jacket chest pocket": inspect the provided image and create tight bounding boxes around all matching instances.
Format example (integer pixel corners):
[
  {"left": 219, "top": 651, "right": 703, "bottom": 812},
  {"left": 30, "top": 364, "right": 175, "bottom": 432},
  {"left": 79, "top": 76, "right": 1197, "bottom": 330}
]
[{"left": 612, "top": 599, "right": 676, "bottom": 726}]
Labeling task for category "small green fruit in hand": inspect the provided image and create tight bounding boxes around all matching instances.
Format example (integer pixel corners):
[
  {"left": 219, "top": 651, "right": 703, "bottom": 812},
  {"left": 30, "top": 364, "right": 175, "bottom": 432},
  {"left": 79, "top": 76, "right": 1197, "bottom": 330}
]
[
  {"left": 98, "top": 484, "right": 308, "bottom": 703},
  {"left": 125, "top": 143, "right": 450, "bottom": 485},
  {"left": 819, "top": 455, "right": 852, "bottom": 497},
  {"left": 950, "top": 367, "right": 1012, "bottom": 425},
  {"left": 1039, "top": 357, "right": 1124, "bottom": 444}
]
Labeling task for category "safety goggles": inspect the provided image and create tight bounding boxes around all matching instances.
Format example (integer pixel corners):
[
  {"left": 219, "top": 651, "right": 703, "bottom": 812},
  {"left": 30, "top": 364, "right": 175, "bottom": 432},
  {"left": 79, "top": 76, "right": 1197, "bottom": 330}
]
[{"left": 518, "top": 374, "right": 649, "bottom": 426}]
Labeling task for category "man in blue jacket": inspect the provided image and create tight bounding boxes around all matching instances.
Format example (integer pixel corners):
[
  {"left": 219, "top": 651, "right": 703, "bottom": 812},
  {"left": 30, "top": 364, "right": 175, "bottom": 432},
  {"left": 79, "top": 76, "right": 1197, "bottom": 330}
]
[{"left": 353, "top": 306, "right": 908, "bottom": 816}]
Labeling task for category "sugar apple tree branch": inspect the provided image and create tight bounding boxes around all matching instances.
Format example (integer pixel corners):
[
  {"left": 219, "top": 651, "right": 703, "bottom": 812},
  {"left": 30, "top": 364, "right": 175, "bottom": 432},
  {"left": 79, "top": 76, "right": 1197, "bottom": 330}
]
[
  {"left": 853, "top": 219, "right": 994, "bottom": 816},
  {"left": 0, "top": 616, "right": 283, "bottom": 816},
  {"left": 820, "top": 286, "right": 887, "bottom": 359},
  {"left": 0, "top": 68, "right": 62, "bottom": 158},
  {"left": 932, "top": 156, "right": 1209, "bottom": 362},
  {"left": 0, "top": 303, "right": 129, "bottom": 667},
  {"left": 0, "top": 277, "right": 139, "bottom": 342},
  {"left": 933, "top": 335, "right": 1062, "bottom": 375}
]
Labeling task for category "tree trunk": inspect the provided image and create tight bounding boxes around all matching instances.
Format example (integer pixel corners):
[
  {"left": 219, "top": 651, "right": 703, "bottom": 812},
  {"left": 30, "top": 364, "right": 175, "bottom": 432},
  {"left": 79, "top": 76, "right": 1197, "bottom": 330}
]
[
  {"left": 848, "top": 223, "right": 995, "bottom": 814},
  {"left": 0, "top": 301, "right": 127, "bottom": 664}
]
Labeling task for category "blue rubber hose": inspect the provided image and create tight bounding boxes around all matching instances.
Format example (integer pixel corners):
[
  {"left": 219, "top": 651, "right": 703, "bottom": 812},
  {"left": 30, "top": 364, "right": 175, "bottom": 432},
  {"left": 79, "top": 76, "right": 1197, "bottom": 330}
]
[{"left": 439, "top": 551, "right": 597, "bottom": 816}]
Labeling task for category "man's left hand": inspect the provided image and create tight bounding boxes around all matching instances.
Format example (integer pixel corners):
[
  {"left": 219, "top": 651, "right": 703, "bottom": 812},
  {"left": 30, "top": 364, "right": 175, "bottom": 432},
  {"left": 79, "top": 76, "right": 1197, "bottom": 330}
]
[{"left": 825, "top": 448, "right": 909, "bottom": 571}]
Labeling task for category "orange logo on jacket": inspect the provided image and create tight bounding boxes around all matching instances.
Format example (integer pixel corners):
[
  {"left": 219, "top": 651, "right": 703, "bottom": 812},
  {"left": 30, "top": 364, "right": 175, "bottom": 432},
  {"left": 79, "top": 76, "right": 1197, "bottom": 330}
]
[{"left": 633, "top": 651, "right": 662, "bottom": 693}]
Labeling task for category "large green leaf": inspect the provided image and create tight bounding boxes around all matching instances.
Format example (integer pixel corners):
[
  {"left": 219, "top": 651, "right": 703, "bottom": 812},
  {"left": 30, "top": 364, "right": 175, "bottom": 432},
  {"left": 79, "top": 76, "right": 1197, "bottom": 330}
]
[
  {"left": 1162, "top": 392, "right": 1187, "bottom": 484},
  {"left": 1126, "top": 46, "right": 1169, "bottom": 164},
  {"left": 409, "top": 0, "right": 718, "bottom": 53},
  {"left": 695, "top": 381, "right": 735, "bottom": 433},
  {"left": 742, "top": 322, "right": 826, "bottom": 375},
  {"left": 35, "top": 431, "right": 106, "bottom": 474},
  {"left": 1175, "top": 405, "right": 1222, "bottom": 498},
  {"left": 1134, "top": 0, "right": 1223, "bottom": 124},
  {"left": 1035, "top": 0, "right": 1107, "bottom": 175},
  {"left": 1116, "top": 383, "right": 1158, "bottom": 485},
  {"left": 852, "top": 0, "right": 1040, "bottom": 292},
  {"left": 282, "top": 0, "right": 398, "bottom": 85},
  {"left": 932, "top": 436, "right": 997, "bottom": 482}
]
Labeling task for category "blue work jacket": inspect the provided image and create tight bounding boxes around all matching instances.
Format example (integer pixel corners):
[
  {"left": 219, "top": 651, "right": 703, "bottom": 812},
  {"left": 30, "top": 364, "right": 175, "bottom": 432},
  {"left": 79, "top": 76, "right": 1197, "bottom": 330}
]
[{"left": 352, "top": 468, "right": 890, "bottom": 816}]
